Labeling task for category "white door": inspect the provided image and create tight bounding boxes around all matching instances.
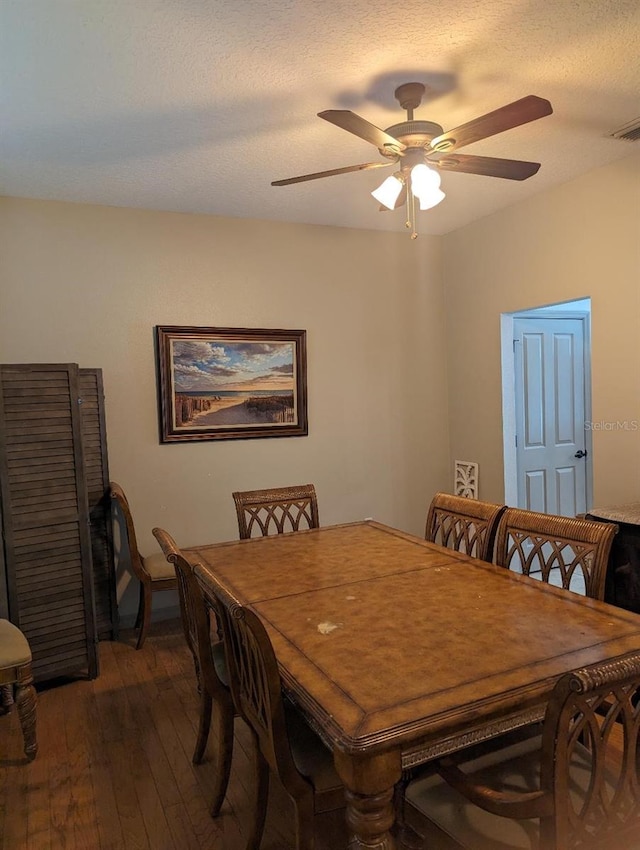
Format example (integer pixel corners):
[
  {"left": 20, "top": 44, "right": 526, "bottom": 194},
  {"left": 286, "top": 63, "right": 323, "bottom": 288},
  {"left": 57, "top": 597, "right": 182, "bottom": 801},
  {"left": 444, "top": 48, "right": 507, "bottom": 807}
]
[{"left": 514, "top": 317, "right": 588, "bottom": 516}]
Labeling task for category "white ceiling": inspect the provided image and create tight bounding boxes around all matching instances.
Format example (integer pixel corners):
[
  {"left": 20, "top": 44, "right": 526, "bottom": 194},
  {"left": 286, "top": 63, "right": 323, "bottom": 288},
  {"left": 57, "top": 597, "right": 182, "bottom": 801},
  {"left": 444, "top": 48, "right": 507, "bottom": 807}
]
[{"left": 2, "top": 0, "right": 639, "bottom": 236}]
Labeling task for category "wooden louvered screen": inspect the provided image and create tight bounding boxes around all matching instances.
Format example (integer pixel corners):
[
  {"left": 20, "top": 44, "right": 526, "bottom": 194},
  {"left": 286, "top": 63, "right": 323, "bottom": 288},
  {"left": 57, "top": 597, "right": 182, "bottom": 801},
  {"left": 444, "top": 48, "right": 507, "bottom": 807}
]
[
  {"left": 0, "top": 520, "right": 7, "bottom": 620},
  {"left": 0, "top": 363, "right": 98, "bottom": 682},
  {"left": 79, "top": 369, "right": 118, "bottom": 640}
]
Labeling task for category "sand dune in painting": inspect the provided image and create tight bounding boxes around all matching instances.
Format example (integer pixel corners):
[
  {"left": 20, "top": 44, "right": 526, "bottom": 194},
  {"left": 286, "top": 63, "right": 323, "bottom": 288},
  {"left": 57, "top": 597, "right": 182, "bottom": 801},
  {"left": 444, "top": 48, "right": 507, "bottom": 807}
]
[{"left": 191, "top": 399, "right": 266, "bottom": 425}]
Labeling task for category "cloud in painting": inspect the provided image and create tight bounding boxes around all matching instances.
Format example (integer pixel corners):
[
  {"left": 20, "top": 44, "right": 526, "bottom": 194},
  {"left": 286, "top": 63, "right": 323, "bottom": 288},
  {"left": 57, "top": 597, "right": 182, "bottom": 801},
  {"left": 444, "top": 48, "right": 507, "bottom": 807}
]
[{"left": 170, "top": 335, "right": 295, "bottom": 393}]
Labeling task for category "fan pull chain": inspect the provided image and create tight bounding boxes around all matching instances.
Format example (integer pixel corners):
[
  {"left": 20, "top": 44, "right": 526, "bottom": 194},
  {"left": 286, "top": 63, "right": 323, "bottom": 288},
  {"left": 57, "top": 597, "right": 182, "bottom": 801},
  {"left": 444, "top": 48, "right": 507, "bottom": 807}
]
[
  {"left": 411, "top": 190, "right": 418, "bottom": 240},
  {"left": 405, "top": 189, "right": 418, "bottom": 239}
]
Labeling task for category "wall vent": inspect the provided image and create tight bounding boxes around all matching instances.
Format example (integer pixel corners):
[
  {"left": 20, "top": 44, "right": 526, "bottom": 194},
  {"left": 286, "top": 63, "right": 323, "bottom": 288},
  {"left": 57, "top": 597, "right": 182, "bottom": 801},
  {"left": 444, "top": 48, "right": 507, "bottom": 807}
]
[
  {"left": 454, "top": 460, "right": 478, "bottom": 499},
  {"left": 609, "top": 118, "right": 640, "bottom": 142}
]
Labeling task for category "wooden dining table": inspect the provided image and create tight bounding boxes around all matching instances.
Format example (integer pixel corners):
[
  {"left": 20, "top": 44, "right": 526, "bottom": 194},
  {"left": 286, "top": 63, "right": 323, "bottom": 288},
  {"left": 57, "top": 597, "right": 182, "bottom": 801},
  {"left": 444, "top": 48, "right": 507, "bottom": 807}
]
[{"left": 189, "top": 520, "right": 640, "bottom": 850}]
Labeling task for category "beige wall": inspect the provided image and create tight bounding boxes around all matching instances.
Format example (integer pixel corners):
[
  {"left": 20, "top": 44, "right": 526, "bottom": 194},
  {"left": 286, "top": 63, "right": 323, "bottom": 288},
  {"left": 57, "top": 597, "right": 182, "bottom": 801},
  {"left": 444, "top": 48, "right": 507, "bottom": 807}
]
[
  {"left": 442, "top": 151, "right": 640, "bottom": 507},
  {"left": 0, "top": 198, "right": 450, "bottom": 618},
  {"left": 4, "top": 152, "right": 636, "bottom": 621}
]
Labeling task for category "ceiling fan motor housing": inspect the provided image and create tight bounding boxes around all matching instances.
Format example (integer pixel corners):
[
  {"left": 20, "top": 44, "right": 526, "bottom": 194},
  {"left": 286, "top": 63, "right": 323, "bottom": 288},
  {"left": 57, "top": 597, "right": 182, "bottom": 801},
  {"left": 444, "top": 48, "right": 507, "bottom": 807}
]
[{"left": 379, "top": 121, "right": 445, "bottom": 158}]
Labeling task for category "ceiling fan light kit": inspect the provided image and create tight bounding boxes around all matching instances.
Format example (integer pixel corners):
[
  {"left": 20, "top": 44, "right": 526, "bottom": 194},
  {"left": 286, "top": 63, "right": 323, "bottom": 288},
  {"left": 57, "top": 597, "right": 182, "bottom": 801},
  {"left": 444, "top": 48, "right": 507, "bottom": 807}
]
[
  {"left": 408, "top": 161, "right": 443, "bottom": 204},
  {"left": 272, "top": 82, "right": 552, "bottom": 239},
  {"left": 371, "top": 173, "right": 404, "bottom": 209},
  {"left": 418, "top": 187, "right": 446, "bottom": 212},
  {"left": 410, "top": 162, "right": 440, "bottom": 194}
]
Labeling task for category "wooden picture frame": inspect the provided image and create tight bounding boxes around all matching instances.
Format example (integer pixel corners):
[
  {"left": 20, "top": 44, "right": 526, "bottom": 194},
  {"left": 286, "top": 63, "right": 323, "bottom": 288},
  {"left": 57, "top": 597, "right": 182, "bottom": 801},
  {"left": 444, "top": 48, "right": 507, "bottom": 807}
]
[{"left": 155, "top": 326, "right": 308, "bottom": 443}]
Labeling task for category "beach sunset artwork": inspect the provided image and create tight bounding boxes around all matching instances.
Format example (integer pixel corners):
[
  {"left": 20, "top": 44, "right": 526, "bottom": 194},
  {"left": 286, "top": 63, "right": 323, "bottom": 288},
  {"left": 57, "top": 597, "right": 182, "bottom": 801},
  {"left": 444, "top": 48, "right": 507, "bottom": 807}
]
[{"left": 156, "top": 326, "right": 308, "bottom": 442}]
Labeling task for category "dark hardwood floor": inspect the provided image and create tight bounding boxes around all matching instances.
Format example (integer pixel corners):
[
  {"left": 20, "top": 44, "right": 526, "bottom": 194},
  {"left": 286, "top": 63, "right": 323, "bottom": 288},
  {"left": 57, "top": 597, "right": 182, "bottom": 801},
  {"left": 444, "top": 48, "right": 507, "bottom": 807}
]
[
  {"left": 1, "top": 620, "right": 628, "bottom": 849},
  {"left": 0, "top": 620, "right": 347, "bottom": 849}
]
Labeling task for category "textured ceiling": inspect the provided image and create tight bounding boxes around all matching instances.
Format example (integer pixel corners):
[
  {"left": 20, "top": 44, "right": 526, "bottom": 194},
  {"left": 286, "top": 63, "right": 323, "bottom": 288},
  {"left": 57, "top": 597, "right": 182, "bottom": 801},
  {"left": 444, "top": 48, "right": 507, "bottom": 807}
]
[{"left": 2, "top": 0, "right": 639, "bottom": 235}]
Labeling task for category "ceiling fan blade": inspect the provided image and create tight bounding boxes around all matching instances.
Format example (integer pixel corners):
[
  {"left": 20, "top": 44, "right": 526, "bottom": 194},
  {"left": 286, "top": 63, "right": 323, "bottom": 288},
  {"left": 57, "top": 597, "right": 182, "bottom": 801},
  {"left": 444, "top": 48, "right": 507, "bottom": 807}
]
[
  {"left": 271, "top": 161, "right": 393, "bottom": 187},
  {"left": 378, "top": 184, "right": 408, "bottom": 211},
  {"left": 271, "top": 162, "right": 395, "bottom": 186},
  {"left": 435, "top": 154, "right": 541, "bottom": 180},
  {"left": 318, "top": 110, "right": 406, "bottom": 153},
  {"left": 430, "top": 95, "right": 553, "bottom": 153}
]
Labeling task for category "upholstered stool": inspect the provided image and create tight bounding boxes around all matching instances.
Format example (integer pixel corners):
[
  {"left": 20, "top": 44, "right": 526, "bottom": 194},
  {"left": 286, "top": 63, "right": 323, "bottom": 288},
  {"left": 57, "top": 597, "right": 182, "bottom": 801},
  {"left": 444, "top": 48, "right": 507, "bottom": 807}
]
[{"left": 0, "top": 619, "right": 37, "bottom": 760}]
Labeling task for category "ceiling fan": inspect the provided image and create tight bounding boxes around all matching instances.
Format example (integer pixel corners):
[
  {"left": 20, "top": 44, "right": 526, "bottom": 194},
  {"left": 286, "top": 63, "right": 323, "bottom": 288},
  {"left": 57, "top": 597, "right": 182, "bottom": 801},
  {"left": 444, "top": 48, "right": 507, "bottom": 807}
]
[{"left": 272, "top": 83, "right": 553, "bottom": 237}]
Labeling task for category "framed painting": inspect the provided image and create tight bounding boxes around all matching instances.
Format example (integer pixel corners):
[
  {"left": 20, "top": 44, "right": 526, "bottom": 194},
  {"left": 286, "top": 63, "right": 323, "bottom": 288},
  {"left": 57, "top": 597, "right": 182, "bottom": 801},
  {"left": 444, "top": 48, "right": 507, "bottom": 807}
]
[{"left": 155, "top": 326, "right": 308, "bottom": 443}]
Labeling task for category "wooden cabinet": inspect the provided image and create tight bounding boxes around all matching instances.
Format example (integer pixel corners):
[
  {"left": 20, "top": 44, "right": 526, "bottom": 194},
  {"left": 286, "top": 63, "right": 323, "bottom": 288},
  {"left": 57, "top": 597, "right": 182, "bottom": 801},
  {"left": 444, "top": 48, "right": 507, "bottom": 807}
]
[
  {"left": 586, "top": 505, "right": 640, "bottom": 615},
  {"left": 0, "top": 363, "right": 117, "bottom": 682}
]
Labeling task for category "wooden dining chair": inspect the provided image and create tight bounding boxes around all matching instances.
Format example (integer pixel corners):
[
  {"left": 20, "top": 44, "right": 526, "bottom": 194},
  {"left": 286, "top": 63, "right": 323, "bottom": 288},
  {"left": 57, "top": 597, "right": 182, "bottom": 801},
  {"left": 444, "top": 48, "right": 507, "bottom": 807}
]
[
  {"left": 494, "top": 508, "right": 617, "bottom": 599},
  {"left": 404, "top": 649, "right": 640, "bottom": 850},
  {"left": 110, "top": 482, "right": 178, "bottom": 650},
  {"left": 209, "top": 577, "right": 344, "bottom": 849},
  {"left": 232, "top": 484, "right": 320, "bottom": 539},
  {"left": 152, "top": 527, "right": 235, "bottom": 817},
  {"left": 0, "top": 619, "right": 37, "bottom": 761},
  {"left": 425, "top": 492, "right": 506, "bottom": 562}
]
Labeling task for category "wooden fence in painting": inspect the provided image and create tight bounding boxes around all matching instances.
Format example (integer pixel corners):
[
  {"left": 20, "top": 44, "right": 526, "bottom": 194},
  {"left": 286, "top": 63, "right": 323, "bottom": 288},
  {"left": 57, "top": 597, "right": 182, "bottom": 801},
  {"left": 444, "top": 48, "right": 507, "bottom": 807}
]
[
  {"left": 243, "top": 395, "right": 294, "bottom": 423},
  {"left": 174, "top": 393, "right": 295, "bottom": 427},
  {"left": 175, "top": 394, "right": 215, "bottom": 426}
]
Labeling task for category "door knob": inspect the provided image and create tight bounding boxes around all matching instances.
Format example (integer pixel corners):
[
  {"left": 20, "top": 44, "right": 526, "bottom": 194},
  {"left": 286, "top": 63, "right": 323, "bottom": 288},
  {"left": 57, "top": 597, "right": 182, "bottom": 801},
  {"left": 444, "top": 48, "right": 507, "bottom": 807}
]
[{"left": 574, "top": 449, "right": 588, "bottom": 459}]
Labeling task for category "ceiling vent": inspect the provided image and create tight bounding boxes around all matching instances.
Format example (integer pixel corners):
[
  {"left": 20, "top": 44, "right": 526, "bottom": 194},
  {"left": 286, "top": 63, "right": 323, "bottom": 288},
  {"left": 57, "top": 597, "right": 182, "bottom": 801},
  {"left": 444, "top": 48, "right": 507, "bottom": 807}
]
[{"left": 609, "top": 118, "right": 640, "bottom": 142}]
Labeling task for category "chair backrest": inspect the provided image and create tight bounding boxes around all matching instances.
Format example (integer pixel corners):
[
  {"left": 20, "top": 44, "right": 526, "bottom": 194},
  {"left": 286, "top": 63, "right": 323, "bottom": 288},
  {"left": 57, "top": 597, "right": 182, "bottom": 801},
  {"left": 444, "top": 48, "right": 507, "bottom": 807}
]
[
  {"left": 152, "top": 527, "right": 225, "bottom": 700},
  {"left": 425, "top": 492, "right": 506, "bottom": 562},
  {"left": 494, "top": 508, "right": 617, "bottom": 599},
  {"left": 110, "top": 481, "right": 147, "bottom": 582},
  {"left": 209, "top": 577, "right": 310, "bottom": 793},
  {"left": 232, "top": 484, "right": 320, "bottom": 539},
  {"left": 540, "top": 650, "right": 640, "bottom": 849}
]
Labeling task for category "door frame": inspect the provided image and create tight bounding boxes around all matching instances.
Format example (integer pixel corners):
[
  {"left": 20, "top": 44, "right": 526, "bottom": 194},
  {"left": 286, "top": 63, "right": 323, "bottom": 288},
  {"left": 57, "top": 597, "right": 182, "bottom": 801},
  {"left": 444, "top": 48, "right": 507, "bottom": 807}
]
[{"left": 501, "top": 309, "right": 593, "bottom": 511}]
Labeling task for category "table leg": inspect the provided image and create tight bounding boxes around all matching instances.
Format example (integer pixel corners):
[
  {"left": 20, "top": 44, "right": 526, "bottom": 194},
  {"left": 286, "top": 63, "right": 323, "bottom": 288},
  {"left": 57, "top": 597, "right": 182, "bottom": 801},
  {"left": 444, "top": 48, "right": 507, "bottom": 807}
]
[{"left": 334, "top": 749, "right": 400, "bottom": 850}]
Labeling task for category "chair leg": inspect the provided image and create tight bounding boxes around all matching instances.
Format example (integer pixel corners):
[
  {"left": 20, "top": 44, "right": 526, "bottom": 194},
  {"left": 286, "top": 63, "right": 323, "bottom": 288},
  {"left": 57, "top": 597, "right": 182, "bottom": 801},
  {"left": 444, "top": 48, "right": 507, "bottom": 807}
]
[
  {"left": 246, "top": 735, "right": 269, "bottom": 850},
  {"left": 209, "top": 700, "right": 235, "bottom": 818},
  {"left": 294, "top": 794, "right": 316, "bottom": 850},
  {"left": 393, "top": 769, "right": 424, "bottom": 849},
  {"left": 16, "top": 663, "right": 37, "bottom": 761},
  {"left": 135, "top": 583, "right": 152, "bottom": 650},
  {"left": 134, "top": 581, "right": 145, "bottom": 629},
  {"left": 193, "top": 656, "right": 202, "bottom": 695},
  {"left": 193, "top": 688, "right": 212, "bottom": 764}
]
